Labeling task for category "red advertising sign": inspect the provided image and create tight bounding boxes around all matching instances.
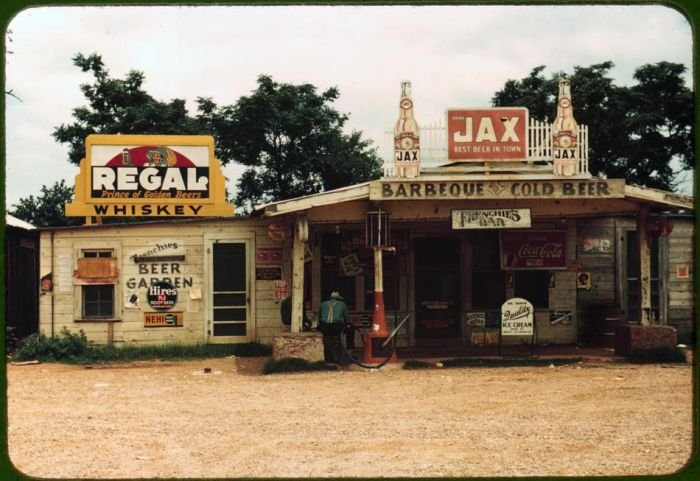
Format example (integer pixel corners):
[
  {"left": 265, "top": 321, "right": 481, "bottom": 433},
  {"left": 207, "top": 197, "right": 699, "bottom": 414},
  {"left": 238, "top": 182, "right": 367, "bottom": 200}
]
[
  {"left": 500, "top": 231, "right": 566, "bottom": 270},
  {"left": 147, "top": 281, "right": 178, "bottom": 310},
  {"left": 447, "top": 108, "right": 528, "bottom": 161},
  {"left": 273, "top": 280, "right": 289, "bottom": 302},
  {"left": 256, "top": 247, "right": 283, "bottom": 266}
]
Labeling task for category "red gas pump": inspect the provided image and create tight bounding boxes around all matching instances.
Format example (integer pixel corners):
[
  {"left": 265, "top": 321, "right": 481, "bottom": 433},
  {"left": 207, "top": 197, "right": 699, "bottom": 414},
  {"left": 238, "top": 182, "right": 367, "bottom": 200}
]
[{"left": 363, "top": 208, "right": 398, "bottom": 364}]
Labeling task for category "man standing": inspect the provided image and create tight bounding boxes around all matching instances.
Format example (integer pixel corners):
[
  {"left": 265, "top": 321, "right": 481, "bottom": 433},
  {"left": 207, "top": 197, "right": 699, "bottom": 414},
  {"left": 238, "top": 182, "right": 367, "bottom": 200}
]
[{"left": 317, "top": 291, "right": 350, "bottom": 363}]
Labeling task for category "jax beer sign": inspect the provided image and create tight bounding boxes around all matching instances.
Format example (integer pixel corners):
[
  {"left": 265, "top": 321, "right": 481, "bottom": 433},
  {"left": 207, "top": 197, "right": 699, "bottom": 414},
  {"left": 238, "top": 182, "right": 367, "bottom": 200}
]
[
  {"left": 447, "top": 108, "right": 527, "bottom": 161},
  {"left": 66, "top": 135, "right": 234, "bottom": 217},
  {"left": 500, "top": 230, "right": 566, "bottom": 270}
]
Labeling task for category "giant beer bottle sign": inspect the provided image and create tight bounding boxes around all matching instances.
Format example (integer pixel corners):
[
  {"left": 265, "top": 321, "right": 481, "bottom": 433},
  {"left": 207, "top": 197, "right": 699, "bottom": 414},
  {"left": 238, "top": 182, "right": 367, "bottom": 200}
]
[
  {"left": 66, "top": 135, "right": 234, "bottom": 217},
  {"left": 394, "top": 81, "right": 420, "bottom": 178},
  {"left": 551, "top": 80, "right": 578, "bottom": 176}
]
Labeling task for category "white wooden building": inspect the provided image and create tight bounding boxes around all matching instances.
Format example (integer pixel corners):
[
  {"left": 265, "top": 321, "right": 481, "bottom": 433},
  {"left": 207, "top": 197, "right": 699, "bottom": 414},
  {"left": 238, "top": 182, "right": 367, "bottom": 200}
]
[
  {"left": 37, "top": 88, "right": 694, "bottom": 352},
  {"left": 37, "top": 176, "right": 693, "bottom": 349}
]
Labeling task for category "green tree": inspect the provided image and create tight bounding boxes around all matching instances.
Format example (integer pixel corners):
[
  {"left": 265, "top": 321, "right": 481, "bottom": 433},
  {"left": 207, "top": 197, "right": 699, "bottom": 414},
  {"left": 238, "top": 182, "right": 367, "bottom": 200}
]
[
  {"left": 9, "top": 180, "right": 82, "bottom": 227},
  {"left": 491, "top": 61, "right": 693, "bottom": 191},
  {"left": 198, "top": 75, "right": 382, "bottom": 211},
  {"left": 52, "top": 53, "right": 202, "bottom": 165},
  {"left": 53, "top": 55, "right": 382, "bottom": 212}
]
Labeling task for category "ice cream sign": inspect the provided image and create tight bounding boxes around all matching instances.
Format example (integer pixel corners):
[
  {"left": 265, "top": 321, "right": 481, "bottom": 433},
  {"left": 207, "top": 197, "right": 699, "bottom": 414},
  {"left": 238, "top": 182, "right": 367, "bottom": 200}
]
[{"left": 66, "top": 135, "right": 234, "bottom": 217}]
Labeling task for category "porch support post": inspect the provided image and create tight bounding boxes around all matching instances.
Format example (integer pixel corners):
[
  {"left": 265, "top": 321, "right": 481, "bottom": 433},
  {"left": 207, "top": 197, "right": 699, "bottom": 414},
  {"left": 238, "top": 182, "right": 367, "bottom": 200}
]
[
  {"left": 291, "top": 215, "right": 308, "bottom": 334},
  {"left": 637, "top": 206, "right": 652, "bottom": 326}
]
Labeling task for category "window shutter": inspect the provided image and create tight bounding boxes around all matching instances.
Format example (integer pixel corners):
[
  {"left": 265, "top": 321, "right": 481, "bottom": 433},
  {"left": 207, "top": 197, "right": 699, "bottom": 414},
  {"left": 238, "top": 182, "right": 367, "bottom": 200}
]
[{"left": 74, "top": 258, "right": 119, "bottom": 285}]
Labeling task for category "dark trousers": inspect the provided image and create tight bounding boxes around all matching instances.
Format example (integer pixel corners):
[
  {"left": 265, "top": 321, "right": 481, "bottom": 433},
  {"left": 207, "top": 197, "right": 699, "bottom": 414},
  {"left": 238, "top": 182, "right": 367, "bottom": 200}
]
[{"left": 318, "top": 322, "right": 345, "bottom": 363}]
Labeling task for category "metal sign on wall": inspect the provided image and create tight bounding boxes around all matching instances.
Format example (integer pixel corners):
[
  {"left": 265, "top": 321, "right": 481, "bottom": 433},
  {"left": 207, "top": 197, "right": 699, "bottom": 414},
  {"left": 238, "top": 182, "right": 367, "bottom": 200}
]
[
  {"left": 452, "top": 208, "right": 531, "bottom": 229},
  {"left": 66, "top": 134, "right": 234, "bottom": 217},
  {"left": 144, "top": 311, "right": 184, "bottom": 328},
  {"left": 147, "top": 280, "right": 178, "bottom": 310},
  {"left": 447, "top": 108, "right": 528, "bottom": 161},
  {"left": 500, "top": 230, "right": 567, "bottom": 270},
  {"left": 501, "top": 298, "right": 534, "bottom": 336}
]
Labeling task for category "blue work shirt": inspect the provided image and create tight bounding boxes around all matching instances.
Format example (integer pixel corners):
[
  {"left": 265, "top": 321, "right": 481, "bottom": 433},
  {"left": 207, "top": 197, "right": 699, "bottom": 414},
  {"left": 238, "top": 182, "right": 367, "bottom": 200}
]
[{"left": 318, "top": 298, "right": 350, "bottom": 324}]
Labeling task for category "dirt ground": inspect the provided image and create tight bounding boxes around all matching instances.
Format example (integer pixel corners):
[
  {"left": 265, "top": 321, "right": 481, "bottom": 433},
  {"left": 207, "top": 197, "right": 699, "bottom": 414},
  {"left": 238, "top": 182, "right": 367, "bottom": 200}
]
[{"left": 6, "top": 356, "right": 694, "bottom": 478}]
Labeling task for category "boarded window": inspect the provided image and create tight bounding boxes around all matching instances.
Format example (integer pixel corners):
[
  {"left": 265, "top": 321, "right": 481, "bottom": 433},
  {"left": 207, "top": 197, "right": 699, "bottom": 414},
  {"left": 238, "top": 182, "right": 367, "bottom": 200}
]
[{"left": 74, "top": 257, "right": 119, "bottom": 285}]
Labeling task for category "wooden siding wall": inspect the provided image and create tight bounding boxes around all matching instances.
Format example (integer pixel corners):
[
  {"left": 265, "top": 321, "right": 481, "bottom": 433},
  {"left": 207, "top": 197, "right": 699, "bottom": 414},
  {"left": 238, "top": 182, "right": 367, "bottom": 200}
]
[
  {"left": 537, "top": 220, "right": 578, "bottom": 344},
  {"left": 39, "top": 220, "right": 294, "bottom": 346},
  {"left": 667, "top": 218, "right": 694, "bottom": 343},
  {"left": 576, "top": 216, "right": 694, "bottom": 343}
]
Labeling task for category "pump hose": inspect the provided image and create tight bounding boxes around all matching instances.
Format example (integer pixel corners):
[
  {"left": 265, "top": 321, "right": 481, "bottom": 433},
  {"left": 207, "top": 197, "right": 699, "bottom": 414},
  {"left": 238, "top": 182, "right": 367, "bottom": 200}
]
[{"left": 339, "top": 323, "right": 396, "bottom": 369}]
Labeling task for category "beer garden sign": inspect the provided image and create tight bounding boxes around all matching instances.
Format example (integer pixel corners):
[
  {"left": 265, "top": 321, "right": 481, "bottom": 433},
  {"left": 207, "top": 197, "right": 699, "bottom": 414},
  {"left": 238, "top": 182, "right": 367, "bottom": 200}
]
[{"left": 66, "top": 135, "right": 234, "bottom": 218}]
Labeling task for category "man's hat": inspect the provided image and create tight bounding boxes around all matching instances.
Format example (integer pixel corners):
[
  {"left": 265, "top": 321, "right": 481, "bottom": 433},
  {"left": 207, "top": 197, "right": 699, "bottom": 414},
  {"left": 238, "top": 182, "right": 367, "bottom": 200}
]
[{"left": 329, "top": 291, "right": 343, "bottom": 300}]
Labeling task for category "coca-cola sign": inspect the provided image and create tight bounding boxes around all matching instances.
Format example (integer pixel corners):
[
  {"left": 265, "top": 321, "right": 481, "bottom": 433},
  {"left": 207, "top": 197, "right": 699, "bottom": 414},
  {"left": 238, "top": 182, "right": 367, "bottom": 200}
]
[{"left": 500, "top": 231, "right": 566, "bottom": 270}]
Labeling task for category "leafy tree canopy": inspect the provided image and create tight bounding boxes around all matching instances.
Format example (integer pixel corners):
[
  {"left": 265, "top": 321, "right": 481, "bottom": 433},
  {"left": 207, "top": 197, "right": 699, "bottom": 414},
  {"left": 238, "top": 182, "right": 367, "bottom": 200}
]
[
  {"left": 53, "top": 53, "right": 202, "bottom": 165},
  {"left": 52, "top": 54, "right": 382, "bottom": 213},
  {"left": 9, "top": 180, "right": 82, "bottom": 228},
  {"left": 491, "top": 61, "right": 693, "bottom": 191},
  {"left": 198, "top": 75, "right": 382, "bottom": 210}
]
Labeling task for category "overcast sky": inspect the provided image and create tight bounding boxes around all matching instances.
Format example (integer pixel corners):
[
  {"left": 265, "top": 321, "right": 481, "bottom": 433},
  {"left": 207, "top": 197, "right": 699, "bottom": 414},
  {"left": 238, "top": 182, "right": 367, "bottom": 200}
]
[{"left": 4, "top": 4, "right": 694, "bottom": 208}]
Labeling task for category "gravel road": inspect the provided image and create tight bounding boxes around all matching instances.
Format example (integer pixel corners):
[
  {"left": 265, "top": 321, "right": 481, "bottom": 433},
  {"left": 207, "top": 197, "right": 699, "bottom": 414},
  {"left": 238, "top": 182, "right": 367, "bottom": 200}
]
[{"left": 7, "top": 357, "right": 693, "bottom": 478}]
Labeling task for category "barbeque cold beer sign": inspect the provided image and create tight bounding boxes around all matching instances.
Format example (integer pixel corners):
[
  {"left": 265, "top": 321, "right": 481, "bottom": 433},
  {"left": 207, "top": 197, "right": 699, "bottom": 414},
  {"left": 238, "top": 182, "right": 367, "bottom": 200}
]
[{"left": 66, "top": 135, "right": 234, "bottom": 217}]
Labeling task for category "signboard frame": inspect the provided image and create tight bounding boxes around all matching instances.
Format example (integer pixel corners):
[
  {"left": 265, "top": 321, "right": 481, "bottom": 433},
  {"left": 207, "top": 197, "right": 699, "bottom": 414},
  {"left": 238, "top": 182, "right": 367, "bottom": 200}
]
[
  {"left": 144, "top": 311, "right": 184, "bottom": 328},
  {"left": 66, "top": 134, "right": 234, "bottom": 218},
  {"left": 447, "top": 107, "right": 528, "bottom": 162},
  {"left": 370, "top": 179, "right": 626, "bottom": 201},
  {"left": 500, "top": 230, "right": 567, "bottom": 270},
  {"left": 452, "top": 208, "right": 532, "bottom": 230},
  {"left": 499, "top": 297, "right": 536, "bottom": 357}
]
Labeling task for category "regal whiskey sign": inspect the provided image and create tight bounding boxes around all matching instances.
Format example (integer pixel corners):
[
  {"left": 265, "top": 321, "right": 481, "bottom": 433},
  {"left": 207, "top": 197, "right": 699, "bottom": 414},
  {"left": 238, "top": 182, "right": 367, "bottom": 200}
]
[{"left": 66, "top": 135, "right": 234, "bottom": 217}]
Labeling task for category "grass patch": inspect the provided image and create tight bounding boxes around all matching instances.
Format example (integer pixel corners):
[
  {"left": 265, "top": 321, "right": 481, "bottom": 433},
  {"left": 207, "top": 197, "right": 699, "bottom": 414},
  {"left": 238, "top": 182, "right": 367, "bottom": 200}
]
[
  {"left": 403, "top": 357, "right": 584, "bottom": 370},
  {"left": 627, "top": 347, "right": 687, "bottom": 364},
  {"left": 262, "top": 357, "right": 340, "bottom": 374},
  {"left": 13, "top": 328, "right": 271, "bottom": 364}
]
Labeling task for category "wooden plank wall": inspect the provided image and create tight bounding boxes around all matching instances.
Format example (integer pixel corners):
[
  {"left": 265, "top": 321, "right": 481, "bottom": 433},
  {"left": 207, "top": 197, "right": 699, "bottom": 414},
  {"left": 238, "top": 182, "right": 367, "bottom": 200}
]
[
  {"left": 666, "top": 217, "right": 694, "bottom": 343},
  {"left": 576, "top": 215, "right": 694, "bottom": 344},
  {"left": 39, "top": 219, "right": 294, "bottom": 346}
]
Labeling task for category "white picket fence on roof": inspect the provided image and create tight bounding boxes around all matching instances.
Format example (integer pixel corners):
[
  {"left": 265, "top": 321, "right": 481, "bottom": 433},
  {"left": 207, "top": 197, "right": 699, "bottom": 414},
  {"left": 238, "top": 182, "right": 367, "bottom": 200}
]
[{"left": 384, "top": 117, "right": 589, "bottom": 177}]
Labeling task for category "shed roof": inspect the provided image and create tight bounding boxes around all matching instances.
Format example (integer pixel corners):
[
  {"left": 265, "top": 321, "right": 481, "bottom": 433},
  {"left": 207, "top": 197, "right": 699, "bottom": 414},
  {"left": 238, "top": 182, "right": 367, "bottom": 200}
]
[{"left": 6, "top": 214, "right": 36, "bottom": 230}]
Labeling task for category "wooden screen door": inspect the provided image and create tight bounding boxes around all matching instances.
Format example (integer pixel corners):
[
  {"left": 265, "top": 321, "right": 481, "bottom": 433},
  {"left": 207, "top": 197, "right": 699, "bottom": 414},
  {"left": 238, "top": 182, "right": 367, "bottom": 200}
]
[{"left": 207, "top": 238, "right": 253, "bottom": 343}]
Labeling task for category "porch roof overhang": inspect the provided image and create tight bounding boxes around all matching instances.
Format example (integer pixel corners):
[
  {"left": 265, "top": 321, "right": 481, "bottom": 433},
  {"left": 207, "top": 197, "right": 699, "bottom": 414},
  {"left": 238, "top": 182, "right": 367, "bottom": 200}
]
[
  {"left": 252, "top": 182, "right": 371, "bottom": 218},
  {"left": 251, "top": 177, "right": 694, "bottom": 219}
]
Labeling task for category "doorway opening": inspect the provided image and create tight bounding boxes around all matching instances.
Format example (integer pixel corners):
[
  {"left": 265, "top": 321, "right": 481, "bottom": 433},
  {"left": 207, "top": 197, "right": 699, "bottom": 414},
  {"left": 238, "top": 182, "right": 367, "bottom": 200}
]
[{"left": 414, "top": 237, "right": 461, "bottom": 340}]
